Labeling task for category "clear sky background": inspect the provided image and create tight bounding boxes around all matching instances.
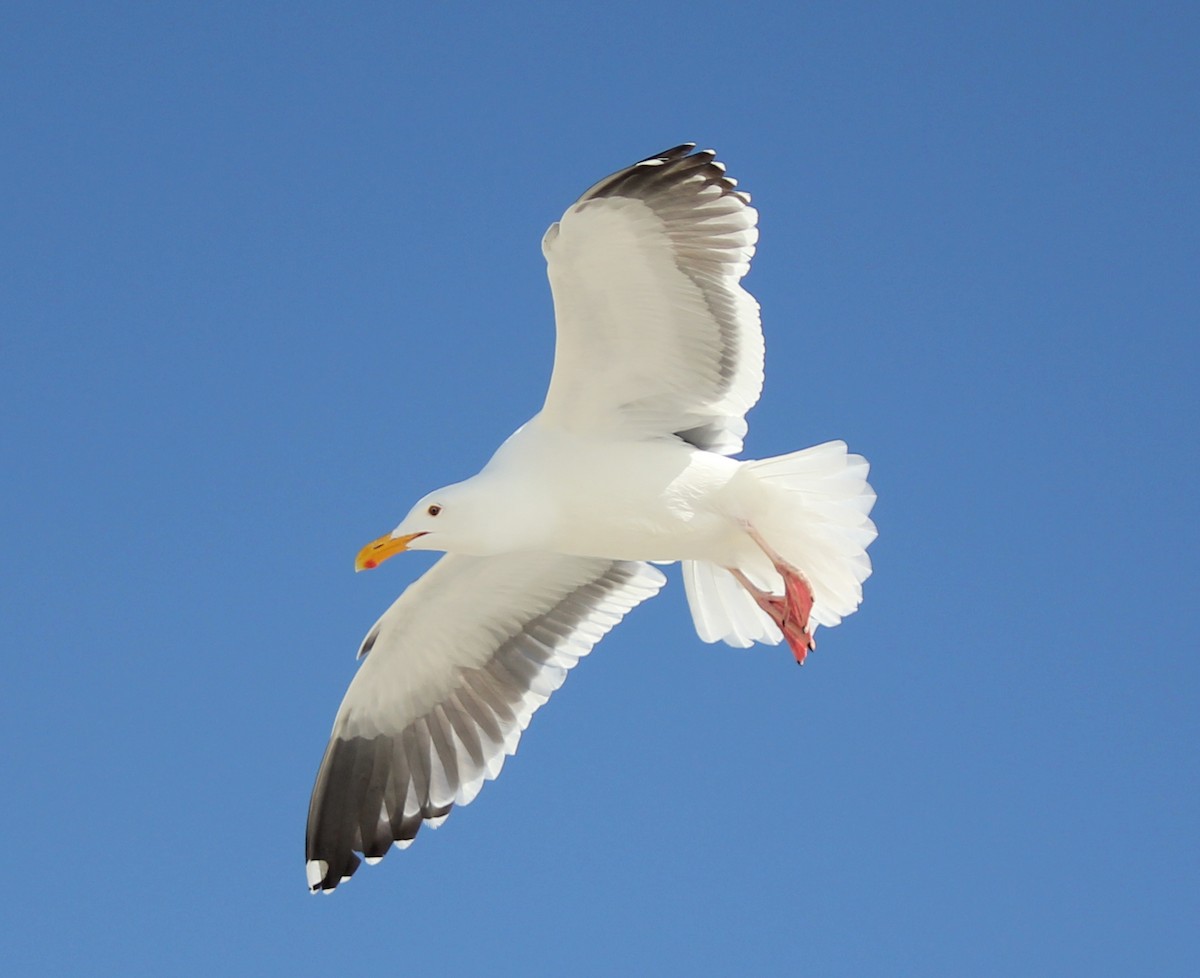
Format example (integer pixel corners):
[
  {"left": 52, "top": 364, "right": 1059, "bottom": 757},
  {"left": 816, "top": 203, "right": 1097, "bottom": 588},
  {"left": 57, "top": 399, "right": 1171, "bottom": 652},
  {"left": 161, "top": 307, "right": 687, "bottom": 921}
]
[{"left": 3, "top": 2, "right": 1197, "bottom": 975}]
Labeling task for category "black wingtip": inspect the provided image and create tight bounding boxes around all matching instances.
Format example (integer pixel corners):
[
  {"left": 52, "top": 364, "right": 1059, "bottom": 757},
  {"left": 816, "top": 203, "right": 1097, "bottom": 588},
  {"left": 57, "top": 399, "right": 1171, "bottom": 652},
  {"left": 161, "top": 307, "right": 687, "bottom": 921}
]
[
  {"left": 578, "top": 143, "right": 745, "bottom": 205},
  {"left": 636, "top": 142, "right": 697, "bottom": 165}
]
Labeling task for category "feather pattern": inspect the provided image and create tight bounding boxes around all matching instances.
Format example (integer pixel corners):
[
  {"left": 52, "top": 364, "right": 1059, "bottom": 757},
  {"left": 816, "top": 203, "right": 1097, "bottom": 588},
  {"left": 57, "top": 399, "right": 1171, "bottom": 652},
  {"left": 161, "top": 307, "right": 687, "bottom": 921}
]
[
  {"left": 306, "top": 553, "right": 665, "bottom": 891},
  {"left": 539, "top": 144, "right": 763, "bottom": 454}
]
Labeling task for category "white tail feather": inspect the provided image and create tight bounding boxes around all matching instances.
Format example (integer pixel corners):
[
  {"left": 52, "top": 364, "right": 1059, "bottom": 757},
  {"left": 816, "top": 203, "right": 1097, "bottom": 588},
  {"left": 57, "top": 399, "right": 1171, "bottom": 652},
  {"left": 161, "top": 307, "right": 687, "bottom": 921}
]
[
  {"left": 683, "top": 440, "right": 877, "bottom": 648},
  {"left": 682, "top": 560, "right": 780, "bottom": 647}
]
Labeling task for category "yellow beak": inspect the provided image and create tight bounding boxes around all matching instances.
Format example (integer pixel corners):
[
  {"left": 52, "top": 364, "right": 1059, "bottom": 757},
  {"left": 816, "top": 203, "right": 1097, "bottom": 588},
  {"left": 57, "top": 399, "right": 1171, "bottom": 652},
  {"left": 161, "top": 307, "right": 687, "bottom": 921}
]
[{"left": 355, "top": 531, "right": 425, "bottom": 571}]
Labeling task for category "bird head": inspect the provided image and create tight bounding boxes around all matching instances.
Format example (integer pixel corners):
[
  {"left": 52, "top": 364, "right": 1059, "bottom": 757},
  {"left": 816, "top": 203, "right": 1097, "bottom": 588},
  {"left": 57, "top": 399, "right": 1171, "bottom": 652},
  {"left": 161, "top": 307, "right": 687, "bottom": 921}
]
[{"left": 354, "top": 477, "right": 528, "bottom": 570}]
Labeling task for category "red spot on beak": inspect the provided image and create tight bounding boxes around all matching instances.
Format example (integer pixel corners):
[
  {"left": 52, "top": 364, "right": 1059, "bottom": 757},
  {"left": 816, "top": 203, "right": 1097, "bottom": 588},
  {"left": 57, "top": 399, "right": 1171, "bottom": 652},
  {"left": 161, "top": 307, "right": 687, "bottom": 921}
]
[{"left": 362, "top": 559, "right": 378, "bottom": 570}]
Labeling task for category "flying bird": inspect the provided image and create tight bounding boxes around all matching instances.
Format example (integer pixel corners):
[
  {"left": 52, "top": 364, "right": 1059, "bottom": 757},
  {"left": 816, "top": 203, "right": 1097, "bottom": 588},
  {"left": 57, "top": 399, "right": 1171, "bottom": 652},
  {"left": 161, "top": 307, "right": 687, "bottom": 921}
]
[{"left": 306, "top": 144, "right": 877, "bottom": 892}]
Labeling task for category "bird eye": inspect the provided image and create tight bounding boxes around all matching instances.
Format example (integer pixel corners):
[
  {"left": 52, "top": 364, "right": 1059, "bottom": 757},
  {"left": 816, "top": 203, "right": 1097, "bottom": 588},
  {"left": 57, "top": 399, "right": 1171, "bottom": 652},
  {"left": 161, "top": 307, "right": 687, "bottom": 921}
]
[{"left": 427, "top": 504, "right": 441, "bottom": 517}]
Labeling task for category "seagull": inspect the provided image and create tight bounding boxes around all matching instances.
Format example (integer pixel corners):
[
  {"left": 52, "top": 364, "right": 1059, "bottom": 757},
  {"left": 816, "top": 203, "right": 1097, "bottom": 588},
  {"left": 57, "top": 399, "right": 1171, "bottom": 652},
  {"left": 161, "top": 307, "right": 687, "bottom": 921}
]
[{"left": 306, "top": 144, "right": 877, "bottom": 892}]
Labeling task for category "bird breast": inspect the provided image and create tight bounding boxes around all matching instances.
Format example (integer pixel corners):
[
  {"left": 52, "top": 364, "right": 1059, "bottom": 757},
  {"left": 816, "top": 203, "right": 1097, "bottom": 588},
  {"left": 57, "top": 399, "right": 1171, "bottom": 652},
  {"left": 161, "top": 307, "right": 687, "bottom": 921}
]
[{"left": 486, "top": 420, "right": 744, "bottom": 563}]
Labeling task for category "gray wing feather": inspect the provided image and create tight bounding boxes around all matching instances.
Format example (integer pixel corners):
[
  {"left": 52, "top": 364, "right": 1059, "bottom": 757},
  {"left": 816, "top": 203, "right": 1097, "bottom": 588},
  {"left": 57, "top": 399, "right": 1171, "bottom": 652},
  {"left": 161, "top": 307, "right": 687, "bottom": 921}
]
[
  {"left": 541, "top": 144, "right": 763, "bottom": 454},
  {"left": 306, "top": 553, "right": 665, "bottom": 892}
]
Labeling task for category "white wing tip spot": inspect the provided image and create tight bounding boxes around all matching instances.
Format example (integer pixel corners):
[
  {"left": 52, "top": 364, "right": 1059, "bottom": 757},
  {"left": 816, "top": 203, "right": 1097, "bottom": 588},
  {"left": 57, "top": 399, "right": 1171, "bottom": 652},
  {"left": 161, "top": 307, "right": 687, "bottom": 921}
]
[{"left": 306, "top": 859, "right": 328, "bottom": 889}]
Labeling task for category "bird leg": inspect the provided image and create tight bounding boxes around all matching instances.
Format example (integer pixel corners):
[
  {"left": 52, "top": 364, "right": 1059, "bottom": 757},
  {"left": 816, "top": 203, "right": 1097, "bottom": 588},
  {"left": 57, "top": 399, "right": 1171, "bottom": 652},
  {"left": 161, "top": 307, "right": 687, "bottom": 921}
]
[{"left": 730, "top": 525, "right": 817, "bottom": 666}]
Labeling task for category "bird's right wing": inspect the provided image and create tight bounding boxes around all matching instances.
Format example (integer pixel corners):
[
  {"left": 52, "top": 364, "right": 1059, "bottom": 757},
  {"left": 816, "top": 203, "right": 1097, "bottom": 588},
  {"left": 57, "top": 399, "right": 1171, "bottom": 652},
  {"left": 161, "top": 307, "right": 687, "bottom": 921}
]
[{"left": 306, "top": 552, "right": 666, "bottom": 892}]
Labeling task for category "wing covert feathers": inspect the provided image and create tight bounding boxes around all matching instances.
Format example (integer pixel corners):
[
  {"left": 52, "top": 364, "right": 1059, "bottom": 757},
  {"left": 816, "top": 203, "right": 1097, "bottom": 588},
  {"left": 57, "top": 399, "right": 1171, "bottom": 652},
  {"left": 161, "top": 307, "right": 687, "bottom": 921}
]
[
  {"left": 541, "top": 144, "right": 763, "bottom": 455},
  {"left": 306, "top": 554, "right": 665, "bottom": 892}
]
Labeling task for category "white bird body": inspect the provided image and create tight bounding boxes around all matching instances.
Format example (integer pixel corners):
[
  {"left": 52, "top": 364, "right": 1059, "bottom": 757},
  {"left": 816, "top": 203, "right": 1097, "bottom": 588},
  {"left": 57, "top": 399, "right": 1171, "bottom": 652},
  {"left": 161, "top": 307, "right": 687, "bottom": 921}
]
[
  {"left": 412, "top": 419, "right": 745, "bottom": 562},
  {"left": 305, "top": 144, "right": 878, "bottom": 892},
  {"left": 398, "top": 416, "right": 872, "bottom": 623}
]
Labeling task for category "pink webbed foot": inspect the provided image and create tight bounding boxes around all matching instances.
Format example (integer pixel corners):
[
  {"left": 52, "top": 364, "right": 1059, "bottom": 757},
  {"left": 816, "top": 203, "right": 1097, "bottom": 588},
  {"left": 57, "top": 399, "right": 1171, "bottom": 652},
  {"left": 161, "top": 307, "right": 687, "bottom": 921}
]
[
  {"left": 732, "top": 524, "right": 818, "bottom": 666},
  {"left": 729, "top": 568, "right": 816, "bottom": 666},
  {"left": 780, "top": 569, "right": 816, "bottom": 664}
]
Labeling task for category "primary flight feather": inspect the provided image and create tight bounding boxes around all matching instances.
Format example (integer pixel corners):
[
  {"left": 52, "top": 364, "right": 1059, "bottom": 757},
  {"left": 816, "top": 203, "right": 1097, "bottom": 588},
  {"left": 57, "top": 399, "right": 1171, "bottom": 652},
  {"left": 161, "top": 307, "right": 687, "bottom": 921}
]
[{"left": 306, "top": 144, "right": 877, "bottom": 892}]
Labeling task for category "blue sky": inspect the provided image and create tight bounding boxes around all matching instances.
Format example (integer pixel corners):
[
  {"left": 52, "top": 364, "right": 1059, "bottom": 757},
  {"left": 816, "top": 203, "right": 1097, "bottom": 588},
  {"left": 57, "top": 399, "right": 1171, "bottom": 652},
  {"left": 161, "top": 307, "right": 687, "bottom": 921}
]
[{"left": 3, "top": 2, "right": 1197, "bottom": 974}]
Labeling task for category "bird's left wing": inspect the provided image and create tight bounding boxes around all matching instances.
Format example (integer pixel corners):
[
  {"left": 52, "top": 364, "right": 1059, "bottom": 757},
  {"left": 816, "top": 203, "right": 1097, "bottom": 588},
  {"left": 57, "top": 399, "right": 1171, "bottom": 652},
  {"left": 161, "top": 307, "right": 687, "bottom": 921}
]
[
  {"left": 305, "top": 552, "right": 666, "bottom": 892},
  {"left": 539, "top": 144, "right": 762, "bottom": 454}
]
